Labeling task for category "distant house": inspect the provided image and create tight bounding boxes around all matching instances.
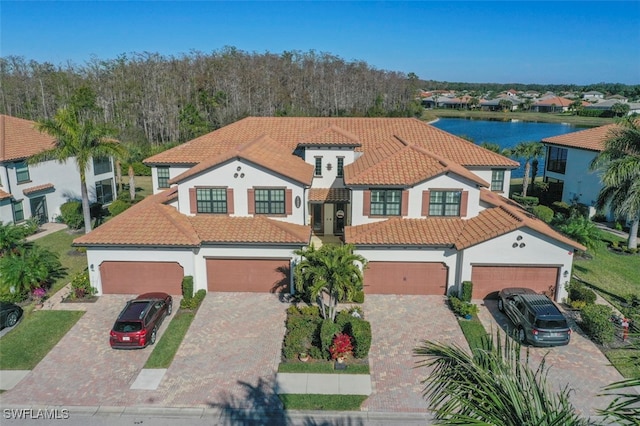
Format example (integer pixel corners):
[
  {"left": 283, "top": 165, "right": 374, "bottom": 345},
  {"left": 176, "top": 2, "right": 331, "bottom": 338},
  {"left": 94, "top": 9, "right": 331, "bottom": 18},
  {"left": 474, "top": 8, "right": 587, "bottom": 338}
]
[
  {"left": 0, "top": 114, "right": 117, "bottom": 225},
  {"left": 480, "top": 98, "right": 521, "bottom": 111},
  {"left": 542, "top": 124, "right": 618, "bottom": 218},
  {"left": 584, "top": 99, "right": 640, "bottom": 116},
  {"left": 532, "top": 96, "right": 573, "bottom": 113},
  {"left": 583, "top": 91, "right": 604, "bottom": 101}
]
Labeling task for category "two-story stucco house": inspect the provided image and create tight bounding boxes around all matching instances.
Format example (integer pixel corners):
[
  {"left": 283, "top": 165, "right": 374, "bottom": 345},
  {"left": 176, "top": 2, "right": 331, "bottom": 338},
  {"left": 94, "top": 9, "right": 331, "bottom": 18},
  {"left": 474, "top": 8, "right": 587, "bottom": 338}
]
[
  {"left": 74, "top": 117, "right": 585, "bottom": 302},
  {"left": 0, "top": 114, "right": 117, "bottom": 225},
  {"left": 542, "top": 123, "right": 618, "bottom": 219}
]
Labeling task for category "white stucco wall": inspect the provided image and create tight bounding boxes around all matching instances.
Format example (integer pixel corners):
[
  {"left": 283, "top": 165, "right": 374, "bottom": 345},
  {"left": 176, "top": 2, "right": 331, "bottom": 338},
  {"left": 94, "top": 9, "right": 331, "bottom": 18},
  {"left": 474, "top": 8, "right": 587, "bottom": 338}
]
[
  {"left": 86, "top": 247, "right": 195, "bottom": 295},
  {"left": 175, "top": 159, "right": 307, "bottom": 224},
  {"left": 547, "top": 148, "right": 602, "bottom": 209},
  {"left": 467, "top": 168, "right": 513, "bottom": 194},
  {"left": 150, "top": 166, "right": 190, "bottom": 194},
  {"left": 460, "top": 228, "right": 576, "bottom": 301},
  {"left": 304, "top": 147, "right": 356, "bottom": 188}
]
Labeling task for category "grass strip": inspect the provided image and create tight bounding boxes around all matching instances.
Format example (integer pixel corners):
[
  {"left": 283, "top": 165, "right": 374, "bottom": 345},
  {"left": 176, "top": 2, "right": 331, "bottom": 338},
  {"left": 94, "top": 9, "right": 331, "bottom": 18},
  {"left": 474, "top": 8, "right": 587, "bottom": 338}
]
[
  {"left": 603, "top": 348, "right": 640, "bottom": 379},
  {"left": 279, "top": 394, "right": 368, "bottom": 410},
  {"left": 458, "top": 315, "right": 489, "bottom": 352},
  {"left": 278, "top": 361, "right": 369, "bottom": 374},
  {"left": 0, "top": 310, "right": 84, "bottom": 369},
  {"left": 144, "top": 310, "right": 195, "bottom": 368}
]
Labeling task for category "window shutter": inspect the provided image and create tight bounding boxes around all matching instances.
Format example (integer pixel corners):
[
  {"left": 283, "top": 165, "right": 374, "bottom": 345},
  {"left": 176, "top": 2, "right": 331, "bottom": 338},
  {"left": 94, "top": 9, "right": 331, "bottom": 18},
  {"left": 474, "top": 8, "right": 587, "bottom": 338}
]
[
  {"left": 226, "top": 188, "right": 234, "bottom": 215},
  {"left": 189, "top": 188, "right": 197, "bottom": 214},
  {"left": 285, "top": 189, "right": 293, "bottom": 215},
  {"left": 422, "top": 191, "right": 430, "bottom": 216},
  {"left": 460, "top": 191, "right": 469, "bottom": 217},
  {"left": 363, "top": 190, "right": 371, "bottom": 217},
  {"left": 247, "top": 189, "right": 255, "bottom": 214},
  {"left": 401, "top": 190, "right": 409, "bottom": 216}
]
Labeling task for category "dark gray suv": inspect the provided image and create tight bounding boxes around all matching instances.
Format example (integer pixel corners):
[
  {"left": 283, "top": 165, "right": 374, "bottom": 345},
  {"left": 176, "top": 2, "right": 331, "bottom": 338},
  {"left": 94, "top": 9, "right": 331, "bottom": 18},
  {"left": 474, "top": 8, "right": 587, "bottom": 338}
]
[{"left": 498, "top": 287, "right": 571, "bottom": 347}]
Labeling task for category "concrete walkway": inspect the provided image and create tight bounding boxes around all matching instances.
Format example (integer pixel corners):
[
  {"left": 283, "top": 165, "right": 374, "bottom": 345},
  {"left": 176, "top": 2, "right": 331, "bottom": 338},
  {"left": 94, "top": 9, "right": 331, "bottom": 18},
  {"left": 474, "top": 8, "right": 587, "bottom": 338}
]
[
  {"left": 25, "top": 222, "right": 68, "bottom": 241},
  {"left": 276, "top": 373, "right": 372, "bottom": 395}
]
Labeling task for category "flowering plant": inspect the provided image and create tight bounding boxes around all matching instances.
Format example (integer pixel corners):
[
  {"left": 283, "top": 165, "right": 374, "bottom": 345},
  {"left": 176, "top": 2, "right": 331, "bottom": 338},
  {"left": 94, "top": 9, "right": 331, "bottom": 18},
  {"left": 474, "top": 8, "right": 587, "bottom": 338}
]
[
  {"left": 32, "top": 287, "right": 46, "bottom": 303},
  {"left": 329, "top": 333, "right": 353, "bottom": 360}
]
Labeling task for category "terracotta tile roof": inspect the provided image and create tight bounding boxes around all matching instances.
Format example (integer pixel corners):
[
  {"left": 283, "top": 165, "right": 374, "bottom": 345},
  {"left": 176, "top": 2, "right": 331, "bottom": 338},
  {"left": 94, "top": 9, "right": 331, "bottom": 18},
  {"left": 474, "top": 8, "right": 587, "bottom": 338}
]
[
  {"left": 308, "top": 188, "right": 351, "bottom": 202},
  {"left": 190, "top": 215, "right": 310, "bottom": 244},
  {"left": 542, "top": 123, "right": 618, "bottom": 152},
  {"left": 145, "top": 117, "right": 519, "bottom": 169},
  {"left": 297, "top": 124, "right": 362, "bottom": 147},
  {"left": 169, "top": 134, "right": 314, "bottom": 186},
  {"left": 345, "top": 143, "right": 490, "bottom": 187},
  {"left": 74, "top": 187, "right": 310, "bottom": 247},
  {"left": 23, "top": 183, "right": 54, "bottom": 195},
  {"left": 0, "top": 114, "right": 56, "bottom": 162},
  {"left": 0, "top": 189, "right": 11, "bottom": 200},
  {"left": 345, "top": 217, "right": 465, "bottom": 246},
  {"left": 533, "top": 96, "right": 573, "bottom": 107}
]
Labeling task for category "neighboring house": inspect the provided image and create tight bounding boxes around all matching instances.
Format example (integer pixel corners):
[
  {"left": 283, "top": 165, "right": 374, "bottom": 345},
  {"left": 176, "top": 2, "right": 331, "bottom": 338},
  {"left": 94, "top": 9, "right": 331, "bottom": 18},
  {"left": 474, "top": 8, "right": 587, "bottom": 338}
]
[
  {"left": 583, "top": 91, "right": 605, "bottom": 101},
  {"left": 532, "top": 96, "right": 574, "bottom": 113},
  {"left": 74, "top": 118, "right": 585, "bottom": 302},
  {"left": 480, "top": 98, "right": 521, "bottom": 111},
  {"left": 584, "top": 99, "right": 640, "bottom": 116},
  {"left": 0, "top": 114, "right": 117, "bottom": 225},
  {"left": 541, "top": 123, "right": 617, "bottom": 218}
]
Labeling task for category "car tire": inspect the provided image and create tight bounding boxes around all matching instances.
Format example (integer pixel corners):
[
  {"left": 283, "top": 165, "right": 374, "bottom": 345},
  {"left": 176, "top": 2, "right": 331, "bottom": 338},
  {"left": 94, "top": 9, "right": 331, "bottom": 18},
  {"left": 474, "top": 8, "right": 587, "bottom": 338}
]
[
  {"left": 150, "top": 327, "right": 157, "bottom": 345},
  {"left": 6, "top": 311, "right": 18, "bottom": 328},
  {"left": 498, "top": 299, "right": 504, "bottom": 312},
  {"left": 518, "top": 327, "right": 527, "bottom": 344},
  {"left": 167, "top": 302, "right": 172, "bottom": 316}
]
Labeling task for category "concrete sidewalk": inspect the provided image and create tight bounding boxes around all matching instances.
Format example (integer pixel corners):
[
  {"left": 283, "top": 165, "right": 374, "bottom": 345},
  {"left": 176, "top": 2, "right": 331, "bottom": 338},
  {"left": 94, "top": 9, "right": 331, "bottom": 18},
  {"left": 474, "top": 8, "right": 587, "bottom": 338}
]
[
  {"left": 276, "top": 373, "right": 372, "bottom": 395},
  {"left": 25, "top": 222, "right": 68, "bottom": 241}
]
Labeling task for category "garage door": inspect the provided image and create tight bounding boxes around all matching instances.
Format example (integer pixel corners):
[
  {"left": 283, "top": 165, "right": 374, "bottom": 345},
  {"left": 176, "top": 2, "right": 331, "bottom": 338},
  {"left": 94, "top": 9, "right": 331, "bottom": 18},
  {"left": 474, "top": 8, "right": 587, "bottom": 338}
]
[
  {"left": 206, "top": 258, "right": 290, "bottom": 292},
  {"left": 471, "top": 266, "right": 559, "bottom": 299},
  {"left": 364, "top": 262, "right": 448, "bottom": 295},
  {"left": 100, "top": 261, "right": 184, "bottom": 295}
]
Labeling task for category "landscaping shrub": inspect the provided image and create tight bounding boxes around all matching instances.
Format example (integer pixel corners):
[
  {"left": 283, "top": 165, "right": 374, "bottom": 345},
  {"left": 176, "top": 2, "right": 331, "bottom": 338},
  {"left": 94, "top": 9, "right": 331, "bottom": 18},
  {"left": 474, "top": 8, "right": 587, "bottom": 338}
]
[
  {"left": 461, "top": 281, "right": 473, "bottom": 303},
  {"left": 70, "top": 270, "right": 97, "bottom": 300},
  {"left": 320, "top": 320, "right": 340, "bottom": 359},
  {"left": 551, "top": 201, "right": 571, "bottom": 217},
  {"left": 348, "top": 318, "right": 371, "bottom": 358},
  {"left": 532, "top": 205, "right": 554, "bottom": 223},
  {"left": 20, "top": 217, "right": 40, "bottom": 237},
  {"left": 448, "top": 296, "right": 479, "bottom": 317},
  {"left": 512, "top": 193, "right": 539, "bottom": 207},
  {"left": 121, "top": 162, "right": 151, "bottom": 176},
  {"left": 182, "top": 276, "right": 194, "bottom": 300},
  {"left": 329, "top": 333, "right": 353, "bottom": 360},
  {"left": 60, "top": 200, "right": 83, "bottom": 229},
  {"left": 580, "top": 304, "right": 615, "bottom": 345},
  {"left": 180, "top": 288, "right": 206, "bottom": 310},
  {"left": 566, "top": 281, "right": 597, "bottom": 306},
  {"left": 299, "top": 305, "right": 321, "bottom": 317},
  {"left": 352, "top": 290, "right": 365, "bottom": 304},
  {"left": 107, "top": 199, "right": 130, "bottom": 217},
  {"left": 283, "top": 312, "right": 321, "bottom": 360}
]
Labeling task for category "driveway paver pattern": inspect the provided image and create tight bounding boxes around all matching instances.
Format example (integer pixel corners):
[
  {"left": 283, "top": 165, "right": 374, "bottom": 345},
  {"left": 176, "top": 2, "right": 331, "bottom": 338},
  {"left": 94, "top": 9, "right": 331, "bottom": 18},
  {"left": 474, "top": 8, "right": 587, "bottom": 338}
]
[{"left": 476, "top": 299, "right": 627, "bottom": 418}]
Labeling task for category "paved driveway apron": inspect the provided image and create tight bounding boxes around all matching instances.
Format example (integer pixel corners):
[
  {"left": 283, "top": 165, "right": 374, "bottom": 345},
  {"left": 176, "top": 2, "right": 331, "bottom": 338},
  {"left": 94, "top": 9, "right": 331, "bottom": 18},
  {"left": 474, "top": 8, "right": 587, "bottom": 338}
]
[
  {"left": 361, "top": 295, "right": 469, "bottom": 413},
  {"left": 1, "top": 295, "right": 153, "bottom": 406},
  {"left": 477, "top": 299, "right": 626, "bottom": 418}
]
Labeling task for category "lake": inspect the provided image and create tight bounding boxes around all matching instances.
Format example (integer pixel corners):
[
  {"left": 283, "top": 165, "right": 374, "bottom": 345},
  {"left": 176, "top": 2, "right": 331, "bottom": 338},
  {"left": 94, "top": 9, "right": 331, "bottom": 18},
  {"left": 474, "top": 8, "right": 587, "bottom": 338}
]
[{"left": 431, "top": 118, "right": 589, "bottom": 178}]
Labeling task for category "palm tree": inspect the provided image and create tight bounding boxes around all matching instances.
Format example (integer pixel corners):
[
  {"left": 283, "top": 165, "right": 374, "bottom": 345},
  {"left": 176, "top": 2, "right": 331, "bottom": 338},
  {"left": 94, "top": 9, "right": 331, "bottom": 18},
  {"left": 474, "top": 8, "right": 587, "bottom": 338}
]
[
  {"left": 507, "top": 141, "right": 545, "bottom": 197},
  {"left": 0, "top": 244, "right": 64, "bottom": 297},
  {"left": 294, "top": 243, "right": 367, "bottom": 322},
  {"left": 0, "top": 222, "right": 26, "bottom": 256},
  {"left": 590, "top": 117, "right": 640, "bottom": 249},
  {"left": 414, "top": 332, "right": 588, "bottom": 425},
  {"left": 31, "top": 106, "right": 125, "bottom": 233},
  {"left": 552, "top": 215, "right": 603, "bottom": 253}
]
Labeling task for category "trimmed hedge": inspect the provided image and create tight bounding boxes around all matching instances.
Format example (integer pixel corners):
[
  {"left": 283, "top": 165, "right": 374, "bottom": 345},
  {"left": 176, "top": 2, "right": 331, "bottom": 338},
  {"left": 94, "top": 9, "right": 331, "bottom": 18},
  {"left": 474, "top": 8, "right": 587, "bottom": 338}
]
[
  {"left": 448, "top": 296, "right": 479, "bottom": 317},
  {"left": 182, "top": 276, "right": 194, "bottom": 300},
  {"left": 60, "top": 200, "right": 83, "bottom": 229},
  {"left": 532, "top": 205, "right": 554, "bottom": 223},
  {"left": 461, "top": 281, "right": 473, "bottom": 303},
  {"left": 512, "top": 193, "right": 539, "bottom": 207},
  {"left": 320, "top": 320, "right": 341, "bottom": 359},
  {"left": 180, "top": 289, "right": 205, "bottom": 310},
  {"left": 348, "top": 318, "right": 371, "bottom": 358},
  {"left": 580, "top": 304, "right": 615, "bottom": 345}
]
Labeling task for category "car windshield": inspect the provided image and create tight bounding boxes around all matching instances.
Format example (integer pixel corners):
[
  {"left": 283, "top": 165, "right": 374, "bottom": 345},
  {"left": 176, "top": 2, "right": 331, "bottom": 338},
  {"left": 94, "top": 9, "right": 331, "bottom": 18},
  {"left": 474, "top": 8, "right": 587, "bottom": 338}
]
[
  {"left": 114, "top": 321, "right": 143, "bottom": 333},
  {"left": 535, "top": 319, "right": 568, "bottom": 329}
]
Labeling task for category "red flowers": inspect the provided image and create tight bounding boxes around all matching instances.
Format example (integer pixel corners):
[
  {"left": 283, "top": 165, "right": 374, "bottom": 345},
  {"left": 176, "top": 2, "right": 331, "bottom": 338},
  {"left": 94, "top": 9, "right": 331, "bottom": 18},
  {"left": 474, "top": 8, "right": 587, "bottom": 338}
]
[{"left": 329, "top": 333, "right": 354, "bottom": 360}]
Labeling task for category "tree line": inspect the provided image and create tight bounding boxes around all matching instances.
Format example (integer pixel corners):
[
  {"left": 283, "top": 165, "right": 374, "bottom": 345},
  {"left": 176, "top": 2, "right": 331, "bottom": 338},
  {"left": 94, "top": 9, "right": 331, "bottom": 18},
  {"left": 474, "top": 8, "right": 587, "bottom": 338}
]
[{"left": 0, "top": 48, "right": 422, "bottom": 147}]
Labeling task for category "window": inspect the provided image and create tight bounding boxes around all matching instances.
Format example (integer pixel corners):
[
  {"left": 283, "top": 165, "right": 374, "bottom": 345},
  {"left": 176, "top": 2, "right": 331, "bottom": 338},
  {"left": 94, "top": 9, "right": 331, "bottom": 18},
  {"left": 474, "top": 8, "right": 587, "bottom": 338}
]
[
  {"left": 157, "top": 167, "right": 170, "bottom": 188},
  {"left": 15, "top": 161, "right": 30, "bottom": 183},
  {"left": 337, "top": 157, "right": 344, "bottom": 178},
  {"left": 255, "top": 189, "right": 285, "bottom": 214},
  {"left": 547, "top": 146, "right": 567, "bottom": 174},
  {"left": 93, "top": 157, "right": 112, "bottom": 175},
  {"left": 314, "top": 157, "right": 322, "bottom": 177},
  {"left": 370, "top": 189, "right": 401, "bottom": 216},
  {"left": 95, "top": 178, "right": 114, "bottom": 204},
  {"left": 429, "top": 191, "right": 461, "bottom": 216},
  {"left": 12, "top": 200, "right": 24, "bottom": 222},
  {"left": 196, "top": 188, "right": 227, "bottom": 213},
  {"left": 491, "top": 170, "right": 505, "bottom": 191}
]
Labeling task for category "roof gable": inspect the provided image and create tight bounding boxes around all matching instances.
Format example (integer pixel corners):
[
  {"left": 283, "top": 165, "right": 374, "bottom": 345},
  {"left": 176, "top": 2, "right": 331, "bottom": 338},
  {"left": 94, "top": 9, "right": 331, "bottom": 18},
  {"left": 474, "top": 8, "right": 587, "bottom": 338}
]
[
  {"left": 297, "top": 124, "right": 362, "bottom": 147},
  {"left": 0, "top": 114, "right": 56, "bottom": 162},
  {"left": 542, "top": 123, "right": 618, "bottom": 152}
]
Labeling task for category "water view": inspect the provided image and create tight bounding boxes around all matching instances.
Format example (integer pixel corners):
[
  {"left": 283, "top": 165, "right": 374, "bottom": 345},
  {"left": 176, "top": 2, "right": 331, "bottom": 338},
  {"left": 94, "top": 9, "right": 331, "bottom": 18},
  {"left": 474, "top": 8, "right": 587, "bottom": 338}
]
[{"left": 432, "top": 118, "right": 589, "bottom": 178}]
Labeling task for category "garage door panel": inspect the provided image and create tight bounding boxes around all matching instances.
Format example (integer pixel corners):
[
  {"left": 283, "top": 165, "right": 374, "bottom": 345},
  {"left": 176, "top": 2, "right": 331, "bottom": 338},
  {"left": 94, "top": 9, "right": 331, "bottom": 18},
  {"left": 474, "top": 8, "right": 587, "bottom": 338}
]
[
  {"left": 207, "top": 259, "right": 290, "bottom": 293},
  {"left": 364, "top": 262, "right": 447, "bottom": 295},
  {"left": 100, "top": 261, "right": 183, "bottom": 295},
  {"left": 471, "top": 266, "right": 558, "bottom": 299}
]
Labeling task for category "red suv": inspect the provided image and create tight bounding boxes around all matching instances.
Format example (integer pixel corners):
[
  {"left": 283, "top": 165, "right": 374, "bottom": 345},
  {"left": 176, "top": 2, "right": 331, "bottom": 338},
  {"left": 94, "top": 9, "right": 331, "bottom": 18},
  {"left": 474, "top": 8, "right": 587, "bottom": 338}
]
[{"left": 110, "top": 292, "right": 172, "bottom": 349}]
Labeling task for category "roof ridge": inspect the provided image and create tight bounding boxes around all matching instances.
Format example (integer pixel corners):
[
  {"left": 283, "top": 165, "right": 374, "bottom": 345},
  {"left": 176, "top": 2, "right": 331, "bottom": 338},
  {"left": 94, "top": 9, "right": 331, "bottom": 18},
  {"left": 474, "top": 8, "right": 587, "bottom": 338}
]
[
  {"left": 260, "top": 216, "right": 310, "bottom": 241},
  {"left": 153, "top": 203, "right": 200, "bottom": 245}
]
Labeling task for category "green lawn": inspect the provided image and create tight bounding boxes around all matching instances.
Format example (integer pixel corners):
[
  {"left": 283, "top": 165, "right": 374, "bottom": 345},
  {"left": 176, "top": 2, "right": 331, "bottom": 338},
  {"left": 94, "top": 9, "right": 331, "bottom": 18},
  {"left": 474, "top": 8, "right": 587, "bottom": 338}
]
[
  {"left": 278, "top": 361, "right": 369, "bottom": 374},
  {"left": 432, "top": 109, "right": 615, "bottom": 127},
  {"left": 278, "top": 394, "right": 368, "bottom": 410},
  {"left": 145, "top": 310, "right": 195, "bottom": 368},
  {"left": 458, "top": 315, "right": 489, "bottom": 352},
  {"left": 0, "top": 310, "right": 84, "bottom": 369}
]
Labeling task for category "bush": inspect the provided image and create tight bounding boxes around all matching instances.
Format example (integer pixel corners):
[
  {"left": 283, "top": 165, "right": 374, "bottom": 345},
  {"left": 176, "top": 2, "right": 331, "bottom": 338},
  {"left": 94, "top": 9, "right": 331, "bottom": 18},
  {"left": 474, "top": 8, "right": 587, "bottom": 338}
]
[
  {"left": 461, "top": 281, "right": 473, "bottom": 303},
  {"left": 60, "top": 200, "right": 84, "bottom": 229},
  {"left": 121, "top": 162, "right": 152, "bottom": 176},
  {"left": 320, "top": 320, "right": 340, "bottom": 359},
  {"left": 532, "top": 205, "right": 554, "bottom": 223},
  {"left": 107, "top": 200, "right": 130, "bottom": 217},
  {"left": 566, "top": 281, "right": 597, "bottom": 305},
  {"left": 179, "top": 289, "right": 206, "bottom": 310},
  {"left": 448, "top": 296, "right": 479, "bottom": 317},
  {"left": 70, "top": 270, "right": 97, "bottom": 300},
  {"left": 329, "top": 333, "right": 353, "bottom": 360},
  {"left": 352, "top": 290, "right": 365, "bottom": 304},
  {"left": 20, "top": 217, "right": 40, "bottom": 237},
  {"left": 182, "top": 276, "right": 194, "bottom": 300},
  {"left": 551, "top": 201, "right": 571, "bottom": 217},
  {"left": 348, "top": 318, "right": 371, "bottom": 358},
  {"left": 580, "top": 304, "right": 615, "bottom": 345},
  {"left": 512, "top": 193, "right": 539, "bottom": 207}
]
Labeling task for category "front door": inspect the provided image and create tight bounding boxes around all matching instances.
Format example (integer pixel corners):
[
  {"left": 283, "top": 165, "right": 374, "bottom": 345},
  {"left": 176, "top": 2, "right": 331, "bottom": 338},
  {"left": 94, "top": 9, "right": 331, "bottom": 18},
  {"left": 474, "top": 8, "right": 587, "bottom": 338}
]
[
  {"left": 334, "top": 203, "right": 345, "bottom": 235},
  {"left": 312, "top": 203, "right": 323, "bottom": 234},
  {"left": 30, "top": 196, "right": 48, "bottom": 224}
]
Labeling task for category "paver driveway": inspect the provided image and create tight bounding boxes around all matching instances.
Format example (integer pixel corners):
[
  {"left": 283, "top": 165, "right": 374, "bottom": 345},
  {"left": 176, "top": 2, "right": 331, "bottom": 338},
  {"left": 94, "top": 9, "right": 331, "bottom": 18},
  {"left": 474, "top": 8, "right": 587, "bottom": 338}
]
[{"left": 476, "top": 299, "right": 626, "bottom": 418}]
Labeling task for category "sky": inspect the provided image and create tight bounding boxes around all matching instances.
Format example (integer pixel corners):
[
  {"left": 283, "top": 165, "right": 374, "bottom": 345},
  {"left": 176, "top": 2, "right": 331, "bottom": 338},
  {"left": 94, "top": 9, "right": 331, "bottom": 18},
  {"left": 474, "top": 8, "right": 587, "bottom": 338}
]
[{"left": 1, "top": 1, "right": 639, "bottom": 85}]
